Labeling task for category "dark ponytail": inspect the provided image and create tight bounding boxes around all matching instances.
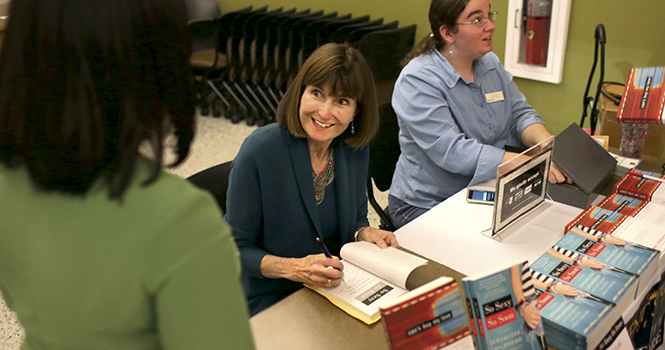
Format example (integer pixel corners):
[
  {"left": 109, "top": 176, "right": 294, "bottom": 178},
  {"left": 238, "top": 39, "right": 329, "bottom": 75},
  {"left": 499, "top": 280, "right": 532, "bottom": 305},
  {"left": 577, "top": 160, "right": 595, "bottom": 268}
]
[{"left": 401, "top": 0, "right": 469, "bottom": 66}]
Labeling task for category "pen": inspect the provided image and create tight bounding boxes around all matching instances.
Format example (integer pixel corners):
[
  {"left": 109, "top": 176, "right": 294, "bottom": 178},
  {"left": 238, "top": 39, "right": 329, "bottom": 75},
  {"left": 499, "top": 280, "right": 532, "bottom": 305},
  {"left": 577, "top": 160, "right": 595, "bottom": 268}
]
[
  {"left": 316, "top": 237, "right": 332, "bottom": 258},
  {"left": 316, "top": 237, "right": 345, "bottom": 285},
  {"left": 631, "top": 172, "right": 665, "bottom": 184}
]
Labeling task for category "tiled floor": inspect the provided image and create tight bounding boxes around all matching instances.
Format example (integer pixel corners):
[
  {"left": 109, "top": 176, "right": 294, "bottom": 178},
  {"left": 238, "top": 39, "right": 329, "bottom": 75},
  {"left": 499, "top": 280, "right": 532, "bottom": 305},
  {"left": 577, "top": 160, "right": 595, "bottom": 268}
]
[{"left": 0, "top": 112, "right": 388, "bottom": 348}]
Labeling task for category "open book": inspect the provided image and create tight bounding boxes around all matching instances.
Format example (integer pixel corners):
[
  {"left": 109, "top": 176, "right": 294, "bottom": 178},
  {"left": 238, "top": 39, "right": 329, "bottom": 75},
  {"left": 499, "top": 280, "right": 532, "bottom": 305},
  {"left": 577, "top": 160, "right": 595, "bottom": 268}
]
[{"left": 306, "top": 241, "right": 427, "bottom": 324}]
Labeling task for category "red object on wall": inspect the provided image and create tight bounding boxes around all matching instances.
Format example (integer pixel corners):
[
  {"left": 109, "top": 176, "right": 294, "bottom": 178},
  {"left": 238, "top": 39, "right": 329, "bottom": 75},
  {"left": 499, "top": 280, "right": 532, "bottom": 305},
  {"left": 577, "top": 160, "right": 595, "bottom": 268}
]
[{"left": 524, "top": 0, "right": 552, "bottom": 66}]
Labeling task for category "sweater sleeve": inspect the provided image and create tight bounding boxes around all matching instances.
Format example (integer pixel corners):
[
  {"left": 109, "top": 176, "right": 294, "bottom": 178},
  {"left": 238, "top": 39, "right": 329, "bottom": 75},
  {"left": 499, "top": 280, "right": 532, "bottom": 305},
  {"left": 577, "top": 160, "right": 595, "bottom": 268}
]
[{"left": 150, "top": 188, "right": 255, "bottom": 350}]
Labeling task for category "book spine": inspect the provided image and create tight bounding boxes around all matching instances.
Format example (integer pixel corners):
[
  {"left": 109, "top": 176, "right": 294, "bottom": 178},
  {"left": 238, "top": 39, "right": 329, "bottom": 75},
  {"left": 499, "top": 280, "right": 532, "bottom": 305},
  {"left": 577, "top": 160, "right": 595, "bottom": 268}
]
[
  {"left": 565, "top": 206, "right": 595, "bottom": 233},
  {"left": 597, "top": 193, "right": 649, "bottom": 217},
  {"left": 469, "top": 281, "right": 488, "bottom": 350},
  {"left": 616, "top": 68, "right": 634, "bottom": 124},
  {"left": 462, "top": 279, "right": 483, "bottom": 350},
  {"left": 565, "top": 206, "right": 628, "bottom": 237},
  {"left": 614, "top": 170, "right": 662, "bottom": 201}
]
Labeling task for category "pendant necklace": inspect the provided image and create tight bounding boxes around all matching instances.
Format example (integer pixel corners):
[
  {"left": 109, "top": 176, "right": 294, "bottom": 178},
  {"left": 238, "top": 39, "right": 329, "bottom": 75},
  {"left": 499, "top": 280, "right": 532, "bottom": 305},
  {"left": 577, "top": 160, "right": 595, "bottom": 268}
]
[{"left": 313, "top": 147, "right": 335, "bottom": 205}]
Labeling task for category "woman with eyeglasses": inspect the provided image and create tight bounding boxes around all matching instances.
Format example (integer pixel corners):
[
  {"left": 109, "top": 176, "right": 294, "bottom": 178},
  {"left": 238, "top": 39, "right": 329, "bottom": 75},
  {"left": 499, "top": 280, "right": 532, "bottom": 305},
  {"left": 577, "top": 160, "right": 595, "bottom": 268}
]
[{"left": 388, "top": 0, "right": 569, "bottom": 227}]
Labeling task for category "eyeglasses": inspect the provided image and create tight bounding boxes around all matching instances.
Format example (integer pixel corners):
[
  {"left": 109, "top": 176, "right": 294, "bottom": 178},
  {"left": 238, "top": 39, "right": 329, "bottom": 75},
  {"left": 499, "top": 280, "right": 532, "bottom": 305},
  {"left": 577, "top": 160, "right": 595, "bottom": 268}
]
[{"left": 458, "top": 11, "right": 499, "bottom": 27}]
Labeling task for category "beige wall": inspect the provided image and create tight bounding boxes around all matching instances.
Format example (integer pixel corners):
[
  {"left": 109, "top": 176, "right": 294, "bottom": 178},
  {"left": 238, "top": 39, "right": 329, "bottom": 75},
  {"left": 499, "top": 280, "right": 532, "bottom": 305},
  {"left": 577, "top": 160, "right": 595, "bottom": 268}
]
[{"left": 216, "top": 0, "right": 665, "bottom": 136}]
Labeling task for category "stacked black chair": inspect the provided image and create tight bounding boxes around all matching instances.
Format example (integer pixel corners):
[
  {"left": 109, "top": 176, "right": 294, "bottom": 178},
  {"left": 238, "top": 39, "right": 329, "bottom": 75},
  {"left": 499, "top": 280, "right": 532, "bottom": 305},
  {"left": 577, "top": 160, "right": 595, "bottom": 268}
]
[
  {"left": 239, "top": 7, "right": 286, "bottom": 126},
  {"left": 221, "top": 7, "right": 268, "bottom": 124},
  {"left": 186, "top": 0, "right": 224, "bottom": 116},
  {"left": 204, "top": 6, "right": 416, "bottom": 128},
  {"left": 330, "top": 18, "right": 384, "bottom": 43},
  {"left": 194, "top": 6, "right": 253, "bottom": 118},
  {"left": 287, "top": 12, "right": 340, "bottom": 86},
  {"left": 188, "top": 18, "right": 228, "bottom": 117},
  {"left": 355, "top": 24, "right": 417, "bottom": 106},
  {"left": 345, "top": 21, "right": 400, "bottom": 44},
  {"left": 253, "top": 8, "right": 296, "bottom": 120},
  {"left": 315, "top": 15, "right": 369, "bottom": 47}
]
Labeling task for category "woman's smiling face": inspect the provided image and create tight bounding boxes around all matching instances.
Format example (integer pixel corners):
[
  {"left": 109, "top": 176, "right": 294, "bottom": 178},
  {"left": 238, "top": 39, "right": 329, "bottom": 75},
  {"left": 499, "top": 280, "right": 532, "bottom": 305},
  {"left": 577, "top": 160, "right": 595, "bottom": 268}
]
[{"left": 299, "top": 83, "right": 357, "bottom": 148}]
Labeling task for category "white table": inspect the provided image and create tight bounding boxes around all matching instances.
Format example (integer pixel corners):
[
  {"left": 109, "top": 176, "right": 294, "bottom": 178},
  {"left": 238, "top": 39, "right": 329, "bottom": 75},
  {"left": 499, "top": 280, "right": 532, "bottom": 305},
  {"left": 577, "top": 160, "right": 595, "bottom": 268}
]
[{"left": 395, "top": 189, "right": 583, "bottom": 277}]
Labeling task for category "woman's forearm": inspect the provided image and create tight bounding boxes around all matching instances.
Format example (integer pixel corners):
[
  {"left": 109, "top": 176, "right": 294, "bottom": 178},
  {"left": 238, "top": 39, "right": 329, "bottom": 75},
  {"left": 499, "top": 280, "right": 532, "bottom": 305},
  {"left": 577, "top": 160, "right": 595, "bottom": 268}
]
[
  {"left": 259, "top": 255, "right": 298, "bottom": 280},
  {"left": 520, "top": 123, "right": 552, "bottom": 148}
]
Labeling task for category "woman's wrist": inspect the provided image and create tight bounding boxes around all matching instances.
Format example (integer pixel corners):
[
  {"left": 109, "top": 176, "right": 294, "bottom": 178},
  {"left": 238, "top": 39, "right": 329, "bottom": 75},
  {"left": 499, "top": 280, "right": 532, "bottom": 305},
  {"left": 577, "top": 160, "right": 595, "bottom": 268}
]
[{"left": 354, "top": 227, "right": 365, "bottom": 242}]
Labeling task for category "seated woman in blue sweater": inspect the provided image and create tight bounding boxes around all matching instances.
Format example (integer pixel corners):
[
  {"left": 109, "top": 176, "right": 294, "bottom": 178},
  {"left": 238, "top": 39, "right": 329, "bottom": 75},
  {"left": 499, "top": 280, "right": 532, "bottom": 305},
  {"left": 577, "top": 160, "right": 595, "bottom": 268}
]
[{"left": 226, "top": 43, "right": 399, "bottom": 316}]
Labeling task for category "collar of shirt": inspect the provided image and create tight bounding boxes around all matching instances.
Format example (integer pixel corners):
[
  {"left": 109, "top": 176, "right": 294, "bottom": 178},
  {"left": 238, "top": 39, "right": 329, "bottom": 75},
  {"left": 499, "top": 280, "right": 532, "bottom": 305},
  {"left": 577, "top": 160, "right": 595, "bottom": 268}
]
[{"left": 432, "top": 50, "right": 497, "bottom": 89}]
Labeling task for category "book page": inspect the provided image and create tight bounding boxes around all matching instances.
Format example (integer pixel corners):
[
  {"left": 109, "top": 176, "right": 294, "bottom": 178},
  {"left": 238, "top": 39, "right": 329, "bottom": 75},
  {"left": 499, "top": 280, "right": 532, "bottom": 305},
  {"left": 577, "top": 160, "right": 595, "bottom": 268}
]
[
  {"left": 652, "top": 185, "right": 665, "bottom": 205},
  {"left": 307, "top": 262, "right": 407, "bottom": 324},
  {"left": 340, "top": 241, "right": 427, "bottom": 289},
  {"left": 612, "top": 206, "right": 665, "bottom": 252}
]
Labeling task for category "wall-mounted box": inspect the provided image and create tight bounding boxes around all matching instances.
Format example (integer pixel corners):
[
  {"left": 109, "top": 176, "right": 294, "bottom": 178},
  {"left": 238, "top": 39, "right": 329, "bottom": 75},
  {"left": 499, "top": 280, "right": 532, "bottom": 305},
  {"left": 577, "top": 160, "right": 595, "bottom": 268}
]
[{"left": 504, "top": 0, "right": 572, "bottom": 84}]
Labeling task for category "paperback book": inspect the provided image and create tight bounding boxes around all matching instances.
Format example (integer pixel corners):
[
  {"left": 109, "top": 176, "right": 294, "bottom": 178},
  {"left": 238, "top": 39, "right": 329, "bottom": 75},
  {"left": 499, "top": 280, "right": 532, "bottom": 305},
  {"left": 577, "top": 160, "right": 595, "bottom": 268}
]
[
  {"left": 613, "top": 170, "right": 665, "bottom": 206},
  {"left": 529, "top": 251, "right": 638, "bottom": 314},
  {"left": 379, "top": 277, "right": 474, "bottom": 350},
  {"left": 565, "top": 206, "right": 628, "bottom": 236},
  {"left": 551, "top": 227, "right": 659, "bottom": 300},
  {"left": 567, "top": 205, "right": 665, "bottom": 269},
  {"left": 534, "top": 285, "right": 618, "bottom": 349},
  {"left": 617, "top": 66, "right": 664, "bottom": 124},
  {"left": 597, "top": 193, "right": 649, "bottom": 217},
  {"left": 306, "top": 241, "right": 427, "bottom": 324},
  {"left": 462, "top": 260, "right": 547, "bottom": 350}
]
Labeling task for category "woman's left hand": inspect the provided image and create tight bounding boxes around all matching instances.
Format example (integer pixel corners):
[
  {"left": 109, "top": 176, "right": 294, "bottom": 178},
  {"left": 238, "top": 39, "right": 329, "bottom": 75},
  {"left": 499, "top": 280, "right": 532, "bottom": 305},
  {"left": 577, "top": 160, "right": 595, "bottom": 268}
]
[{"left": 357, "top": 227, "right": 399, "bottom": 248}]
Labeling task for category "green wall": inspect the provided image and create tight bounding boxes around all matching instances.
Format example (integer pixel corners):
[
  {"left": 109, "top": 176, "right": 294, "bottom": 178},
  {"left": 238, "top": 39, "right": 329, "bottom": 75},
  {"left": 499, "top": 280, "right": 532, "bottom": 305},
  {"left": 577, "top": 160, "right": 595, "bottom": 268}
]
[{"left": 217, "top": 0, "right": 665, "bottom": 135}]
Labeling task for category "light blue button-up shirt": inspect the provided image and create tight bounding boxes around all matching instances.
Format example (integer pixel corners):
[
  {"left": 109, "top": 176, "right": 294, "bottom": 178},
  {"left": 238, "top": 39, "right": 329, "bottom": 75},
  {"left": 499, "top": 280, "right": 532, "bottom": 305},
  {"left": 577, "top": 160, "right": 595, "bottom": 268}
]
[{"left": 390, "top": 50, "right": 544, "bottom": 209}]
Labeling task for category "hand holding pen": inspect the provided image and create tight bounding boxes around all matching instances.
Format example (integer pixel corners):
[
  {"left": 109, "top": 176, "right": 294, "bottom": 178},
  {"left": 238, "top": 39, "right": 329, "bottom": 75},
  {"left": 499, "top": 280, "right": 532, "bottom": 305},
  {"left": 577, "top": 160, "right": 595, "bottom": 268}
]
[{"left": 313, "top": 237, "right": 344, "bottom": 288}]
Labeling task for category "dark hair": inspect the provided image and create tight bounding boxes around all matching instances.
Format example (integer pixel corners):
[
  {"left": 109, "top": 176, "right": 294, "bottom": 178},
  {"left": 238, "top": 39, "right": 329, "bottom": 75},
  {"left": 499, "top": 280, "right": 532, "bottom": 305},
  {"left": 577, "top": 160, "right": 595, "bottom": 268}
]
[
  {"left": 276, "top": 43, "right": 379, "bottom": 149},
  {"left": 402, "top": 0, "right": 469, "bottom": 66},
  {"left": 0, "top": 0, "right": 195, "bottom": 199}
]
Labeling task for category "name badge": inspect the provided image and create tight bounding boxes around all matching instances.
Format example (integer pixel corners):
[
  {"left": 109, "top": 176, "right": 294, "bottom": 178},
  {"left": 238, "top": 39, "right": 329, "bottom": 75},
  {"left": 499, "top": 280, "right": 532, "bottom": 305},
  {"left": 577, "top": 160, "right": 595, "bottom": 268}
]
[{"left": 485, "top": 91, "right": 504, "bottom": 103}]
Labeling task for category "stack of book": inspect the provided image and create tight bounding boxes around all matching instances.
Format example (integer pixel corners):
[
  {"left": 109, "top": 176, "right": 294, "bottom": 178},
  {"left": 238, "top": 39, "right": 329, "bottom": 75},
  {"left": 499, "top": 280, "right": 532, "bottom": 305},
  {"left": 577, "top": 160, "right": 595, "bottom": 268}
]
[
  {"left": 378, "top": 261, "right": 552, "bottom": 350},
  {"left": 529, "top": 228, "right": 658, "bottom": 349},
  {"left": 535, "top": 169, "right": 665, "bottom": 349},
  {"left": 566, "top": 169, "right": 665, "bottom": 268}
]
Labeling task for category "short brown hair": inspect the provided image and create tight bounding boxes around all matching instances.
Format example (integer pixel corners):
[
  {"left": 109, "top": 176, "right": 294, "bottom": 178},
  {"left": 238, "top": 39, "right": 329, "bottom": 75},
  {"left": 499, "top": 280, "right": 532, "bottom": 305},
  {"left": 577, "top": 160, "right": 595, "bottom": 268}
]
[{"left": 276, "top": 43, "right": 378, "bottom": 149}]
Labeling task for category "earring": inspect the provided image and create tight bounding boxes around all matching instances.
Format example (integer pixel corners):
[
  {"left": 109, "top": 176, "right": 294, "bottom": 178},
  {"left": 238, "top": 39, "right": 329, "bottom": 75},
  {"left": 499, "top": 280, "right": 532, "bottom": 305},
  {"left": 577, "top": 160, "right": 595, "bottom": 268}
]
[
  {"left": 351, "top": 120, "right": 355, "bottom": 135},
  {"left": 448, "top": 44, "right": 455, "bottom": 57}
]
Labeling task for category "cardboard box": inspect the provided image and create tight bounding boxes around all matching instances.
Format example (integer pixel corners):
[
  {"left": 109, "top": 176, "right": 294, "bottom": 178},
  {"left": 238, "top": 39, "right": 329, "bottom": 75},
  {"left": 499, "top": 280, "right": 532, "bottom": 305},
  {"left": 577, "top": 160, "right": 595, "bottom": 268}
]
[{"left": 598, "top": 83, "right": 665, "bottom": 158}]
